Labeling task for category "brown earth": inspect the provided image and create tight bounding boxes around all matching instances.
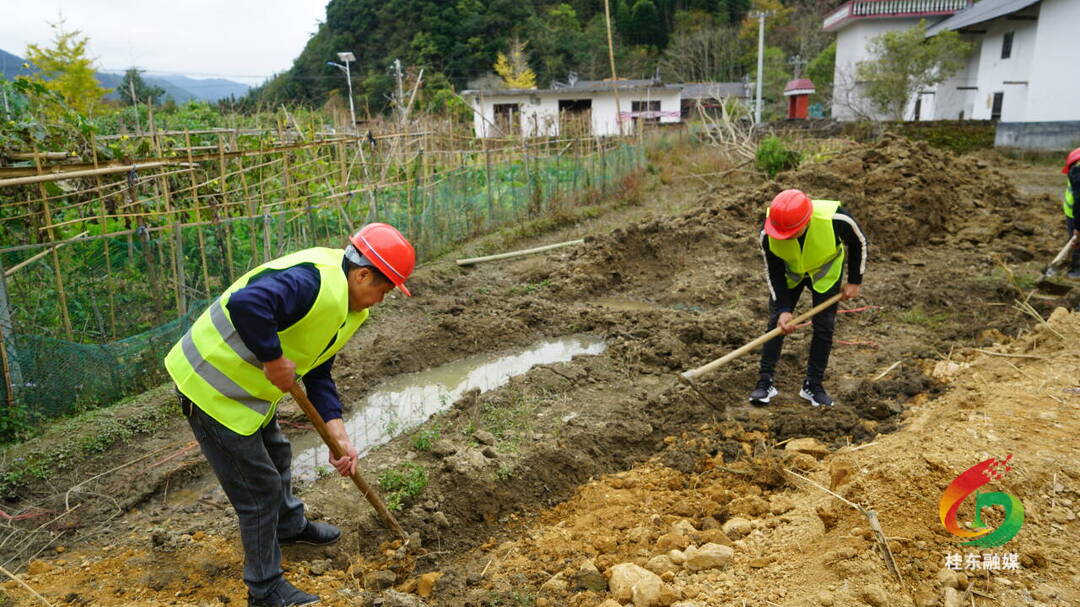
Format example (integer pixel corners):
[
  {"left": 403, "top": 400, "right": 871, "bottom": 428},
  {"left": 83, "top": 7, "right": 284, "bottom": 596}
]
[{"left": 0, "top": 135, "right": 1076, "bottom": 607}]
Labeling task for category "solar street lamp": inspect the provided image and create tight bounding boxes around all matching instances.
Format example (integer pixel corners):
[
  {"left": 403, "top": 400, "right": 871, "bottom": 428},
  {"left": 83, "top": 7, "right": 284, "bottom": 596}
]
[{"left": 327, "top": 52, "right": 357, "bottom": 132}]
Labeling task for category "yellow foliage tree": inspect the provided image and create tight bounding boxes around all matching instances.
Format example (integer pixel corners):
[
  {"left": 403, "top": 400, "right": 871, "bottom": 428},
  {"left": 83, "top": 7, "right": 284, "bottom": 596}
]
[
  {"left": 494, "top": 38, "right": 537, "bottom": 90},
  {"left": 25, "top": 18, "right": 110, "bottom": 116}
]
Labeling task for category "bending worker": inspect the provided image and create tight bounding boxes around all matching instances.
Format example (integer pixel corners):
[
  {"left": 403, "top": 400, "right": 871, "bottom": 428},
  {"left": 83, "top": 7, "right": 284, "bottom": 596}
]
[
  {"left": 749, "top": 190, "right": 867, "bottom": 407},
  {"left": 1060, "top": 147, "right": 1080, "bottom": 278},
  {"left": 164, "top": 223, "right": 415, "bottom": 607}
]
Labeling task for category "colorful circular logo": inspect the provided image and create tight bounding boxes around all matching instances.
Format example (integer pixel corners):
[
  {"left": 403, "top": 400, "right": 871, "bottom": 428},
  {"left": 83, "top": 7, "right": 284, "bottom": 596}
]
[{"left": 939, "top": 455, "right": 1024, "bottom": 547}]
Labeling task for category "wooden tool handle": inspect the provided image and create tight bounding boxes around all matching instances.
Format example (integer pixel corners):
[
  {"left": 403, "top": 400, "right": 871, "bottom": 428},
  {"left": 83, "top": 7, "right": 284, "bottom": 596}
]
[
  {"left": 681, "top": 292, "right": 845, "bottom": 381},
  {"left": 288, "top": 384, "right": 407, "bottom": 540},
  {"left": 1048, "top": 235, "right": 1078, "bottom": 269}
]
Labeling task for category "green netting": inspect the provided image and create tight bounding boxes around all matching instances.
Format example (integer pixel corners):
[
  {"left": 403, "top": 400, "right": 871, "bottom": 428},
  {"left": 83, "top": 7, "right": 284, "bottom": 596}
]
[{"left": 0, "top": 142, "right": 645, "bottom": 438}]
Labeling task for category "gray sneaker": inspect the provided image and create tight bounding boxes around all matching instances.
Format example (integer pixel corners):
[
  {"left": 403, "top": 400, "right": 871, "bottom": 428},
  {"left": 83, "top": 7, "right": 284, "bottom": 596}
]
[
  {"left": 799, "top": 380, "right": 834, "bottom": 407},
  {"left": 749, "top": 377, "right": 778, "bottom": 405}
]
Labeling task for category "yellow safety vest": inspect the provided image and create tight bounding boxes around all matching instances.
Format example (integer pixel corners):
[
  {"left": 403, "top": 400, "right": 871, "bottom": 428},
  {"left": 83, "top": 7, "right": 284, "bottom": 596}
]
[
  {"left": 164, "top": 247, "right": 368, "bottom": 435},
  {"left": 1064, "top": 180, "right": 1074, "bottom": 219},
  {"left": 767, "top": 199, "right": 846, "bottom": 293}
]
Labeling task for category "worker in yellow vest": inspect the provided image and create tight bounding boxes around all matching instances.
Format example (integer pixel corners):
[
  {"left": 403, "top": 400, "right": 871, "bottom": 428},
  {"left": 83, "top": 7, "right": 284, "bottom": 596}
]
[
  {"left": 749, "top": 190, "right": 867, "bottom": 407},
  {"left": 1059, "top": 147, "right": 1080, "bottom": 278},
  {"left": 165, "top": 223, "right": 415, "bottom": 607}
]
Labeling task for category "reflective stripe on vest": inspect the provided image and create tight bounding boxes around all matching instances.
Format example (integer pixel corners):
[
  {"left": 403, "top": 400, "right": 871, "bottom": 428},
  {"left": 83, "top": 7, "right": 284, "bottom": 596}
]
[
  {"left": 767, "top": 199, "right": 846, "bottom": 293},
  {"left": 164, "top": 247, "right": 369, "bottom": 435},
  {"left": 1065, "top": 180, "right": 1075, "bottom": 219}
]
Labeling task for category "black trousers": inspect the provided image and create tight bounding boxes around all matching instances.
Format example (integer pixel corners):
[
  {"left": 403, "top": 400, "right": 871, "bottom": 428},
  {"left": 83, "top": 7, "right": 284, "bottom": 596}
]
[{"left": 758, "top": 278, "right": 840, "bottom": 385}]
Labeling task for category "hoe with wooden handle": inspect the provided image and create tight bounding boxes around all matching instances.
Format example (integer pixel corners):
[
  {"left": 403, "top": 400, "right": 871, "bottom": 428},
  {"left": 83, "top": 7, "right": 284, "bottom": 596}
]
[
  {"left": 288, "top": 384, "right": 407, "bottom": 540},
  {"left": 678, "top": 292, "right": 845, "bottom": 399},
  {"left": 1034, "top": 235, "right": 1077, "bottom": 296}
]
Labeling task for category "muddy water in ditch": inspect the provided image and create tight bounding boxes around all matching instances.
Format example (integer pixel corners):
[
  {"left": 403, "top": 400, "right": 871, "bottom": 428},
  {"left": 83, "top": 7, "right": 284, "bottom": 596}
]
[{"left": 290, "top": 335, "right": 606, "bottom": 481}]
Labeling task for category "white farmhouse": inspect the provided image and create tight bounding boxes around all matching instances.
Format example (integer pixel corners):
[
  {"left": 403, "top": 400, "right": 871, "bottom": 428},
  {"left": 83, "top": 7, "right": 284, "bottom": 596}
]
[
  {"left": 825, "top": 0, "right": 972, "bottom": 120},
  {"left": 462, "top": 79, "right": 682, "bottom": 139},
  {"left": 825, "top": 0, "right": 1080, "bottom": 148}
]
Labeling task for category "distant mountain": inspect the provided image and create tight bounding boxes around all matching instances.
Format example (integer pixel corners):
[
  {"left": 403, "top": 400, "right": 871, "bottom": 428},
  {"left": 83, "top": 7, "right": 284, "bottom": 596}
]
[
  {"left": 1, "top": 48, "right": 250, "bottom": 103},
  {"left": 95, "top": 71, "right": 198, "bottom": 103},
  {"left": 151, "top": 74, "right": 249, "bottom": 102},
  {"left": 1, "top": 49, "right": 36, "bottom": 80}
]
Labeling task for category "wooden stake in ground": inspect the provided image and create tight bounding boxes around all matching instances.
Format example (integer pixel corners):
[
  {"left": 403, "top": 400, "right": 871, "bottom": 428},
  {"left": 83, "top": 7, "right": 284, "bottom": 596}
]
[
  {"left": 456, "top": 239, "right": 585, "bottom": 267},
  {"left": 287, "top": 384, "right": 406, "bottom": 540}
]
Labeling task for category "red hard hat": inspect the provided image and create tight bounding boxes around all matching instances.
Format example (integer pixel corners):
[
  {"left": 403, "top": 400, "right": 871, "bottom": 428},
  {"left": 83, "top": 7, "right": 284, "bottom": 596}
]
[
  {"left": 1064, "top": 147, "right": 1080, "bottom": 174},
  {"left": 765, "top": 189, "right": 813, "bottom": 239},
  {"left": 348, "top": 223, "right": 415, "bottom": 296}
]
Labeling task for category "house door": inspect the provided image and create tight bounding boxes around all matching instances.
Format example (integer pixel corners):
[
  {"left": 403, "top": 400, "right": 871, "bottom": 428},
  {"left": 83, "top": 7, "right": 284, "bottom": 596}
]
[
  {"left": 991, "top": 92, "right": 1004, "bottom": 121},
  {"left": 558, "top": 99, "right": 592, "bottom": 138}
]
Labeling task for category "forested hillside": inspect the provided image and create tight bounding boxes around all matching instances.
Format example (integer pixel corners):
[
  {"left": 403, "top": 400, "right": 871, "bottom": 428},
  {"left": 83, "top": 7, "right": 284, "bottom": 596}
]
[{"left": 248, "top": 0, "right": 836, "bottom": 117}]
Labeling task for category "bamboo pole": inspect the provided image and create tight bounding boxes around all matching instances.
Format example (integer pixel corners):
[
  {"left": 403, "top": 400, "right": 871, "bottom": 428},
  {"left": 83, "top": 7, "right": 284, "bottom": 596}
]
[
  {"left": 237, "top": 140, "right": 258, "bottom": 269},
  {"left": 184, "top": 131, "right": 212, "bottom": 296},
  {"left": 0, "top": 161, "right": 195, "bottom": 187},
  {"left": 217, "top": 138, "right": 236, "bottom": 284},
  {"left": 90, "top": 136, "right": 117, "bottom": 338},
  {"left": 150, "top": 116, "right": 185, "bottom": 317},
  {"left": 32, "top": 147, "right": 73, "bottom": 340},
  {"left": 456, "top": 239, "right": 584, "bottom": 266},
  {"left": 484, "top": 146, "right": 494, "bottom": 225},
  {"left": 7, "top": 151, "right": 71, "bottom": 161},
  {"left": 127, "top": 167, "right": 164, "bottom": 324},
  {"left": 259, "top": 141, "right": 271, "bottom": 262}
]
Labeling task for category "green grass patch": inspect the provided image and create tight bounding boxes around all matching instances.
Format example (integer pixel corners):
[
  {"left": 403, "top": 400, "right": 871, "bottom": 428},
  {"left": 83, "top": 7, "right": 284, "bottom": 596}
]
[
  {"left": 897, "top": 304, "right": 950, "bottom": 330},
  {"left": 377, "top": 463, "right": 428, "bottom": 512},
  {"left": 0, "top": 385, "right": 178, "bottom": 499},
  {"left": 477, "top": 386, "right": 538, "bottom": 455},
  {"left": 411, "top": 423, "right": 441, "bottom": 452}
]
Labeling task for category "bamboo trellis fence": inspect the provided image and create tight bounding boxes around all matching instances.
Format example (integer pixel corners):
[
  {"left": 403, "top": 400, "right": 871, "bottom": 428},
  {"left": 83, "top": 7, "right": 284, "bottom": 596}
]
[{"left": 0, "top": 118, "right": 647, "bottom": 429}]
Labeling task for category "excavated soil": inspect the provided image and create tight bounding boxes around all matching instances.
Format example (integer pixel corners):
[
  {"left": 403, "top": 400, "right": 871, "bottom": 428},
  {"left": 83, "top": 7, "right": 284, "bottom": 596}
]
[{"left": 0, "top": 136, "right": 1075, "bottom": 607}]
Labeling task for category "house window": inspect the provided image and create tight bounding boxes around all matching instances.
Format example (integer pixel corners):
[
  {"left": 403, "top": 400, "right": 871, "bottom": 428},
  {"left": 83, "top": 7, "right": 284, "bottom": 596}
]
[
  {"left": 1001, "top": 32, "right": 1013, "bottom": 59},
  {"left": 913, "top": 98, "right": 921, "bottom": 121},
  {"left": 991, "top": 92, "right": 1004, "bottom": 121},
  {"left": 631, "top": 100, "right": 662, "bottom": 124},
  {"left": 493, "top": 103, "right": 520, "bottom": 136}
]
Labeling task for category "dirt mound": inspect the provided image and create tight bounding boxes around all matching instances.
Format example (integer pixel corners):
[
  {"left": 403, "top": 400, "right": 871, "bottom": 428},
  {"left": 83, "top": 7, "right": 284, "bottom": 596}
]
[
  {"left": 780, "top": 134, "right": 1022, "bottom": 250},
  {"left": 550, "top": 135, "right": 1023, "bottom": 300}
]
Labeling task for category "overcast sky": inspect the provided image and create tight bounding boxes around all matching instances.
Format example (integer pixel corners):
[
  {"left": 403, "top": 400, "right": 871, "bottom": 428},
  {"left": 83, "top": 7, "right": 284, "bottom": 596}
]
[{"left": 0, "top": 0, "right": 329, "bottom": 86}]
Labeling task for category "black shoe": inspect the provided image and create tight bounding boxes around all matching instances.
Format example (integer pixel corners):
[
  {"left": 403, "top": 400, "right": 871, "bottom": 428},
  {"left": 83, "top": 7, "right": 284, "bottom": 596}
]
[
  {"left": 749, "top": 376, "right": 778, "bottom": 405},
  {"left": 279, "top": 521, "right": 341, "bottom": 547},
  {"left": 799, "top": 380, "right": 834, "bottom": 407},
  {"left": 248, "top": 579, "right": 320, "bottom": 607},
  {"left": 1068, "top": 267, "right": 1080, "bottom": 280}
]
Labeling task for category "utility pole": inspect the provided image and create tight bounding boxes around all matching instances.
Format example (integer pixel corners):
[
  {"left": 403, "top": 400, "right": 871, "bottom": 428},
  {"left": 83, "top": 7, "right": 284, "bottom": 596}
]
[
  {"left": 392, "top": 59, "right": 405, "bottom": 122},
  {"left": 751, "top": 10, "right": 771, "bottom": 124},
  {"left": 603, "top": 0, "right": 624, "bottom": 136}
]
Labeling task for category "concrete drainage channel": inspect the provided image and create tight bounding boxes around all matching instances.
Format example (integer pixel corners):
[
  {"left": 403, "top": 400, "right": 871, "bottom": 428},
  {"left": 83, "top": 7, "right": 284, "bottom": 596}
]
[{"left": 290, "top": 334, "right": 607, "bottom": 482}]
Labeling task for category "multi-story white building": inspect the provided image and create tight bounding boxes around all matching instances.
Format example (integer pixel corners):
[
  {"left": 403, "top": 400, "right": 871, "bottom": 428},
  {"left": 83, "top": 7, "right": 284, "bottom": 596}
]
[{"left": 825, "top": 0, "right": 1080, "bottom": 148}]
